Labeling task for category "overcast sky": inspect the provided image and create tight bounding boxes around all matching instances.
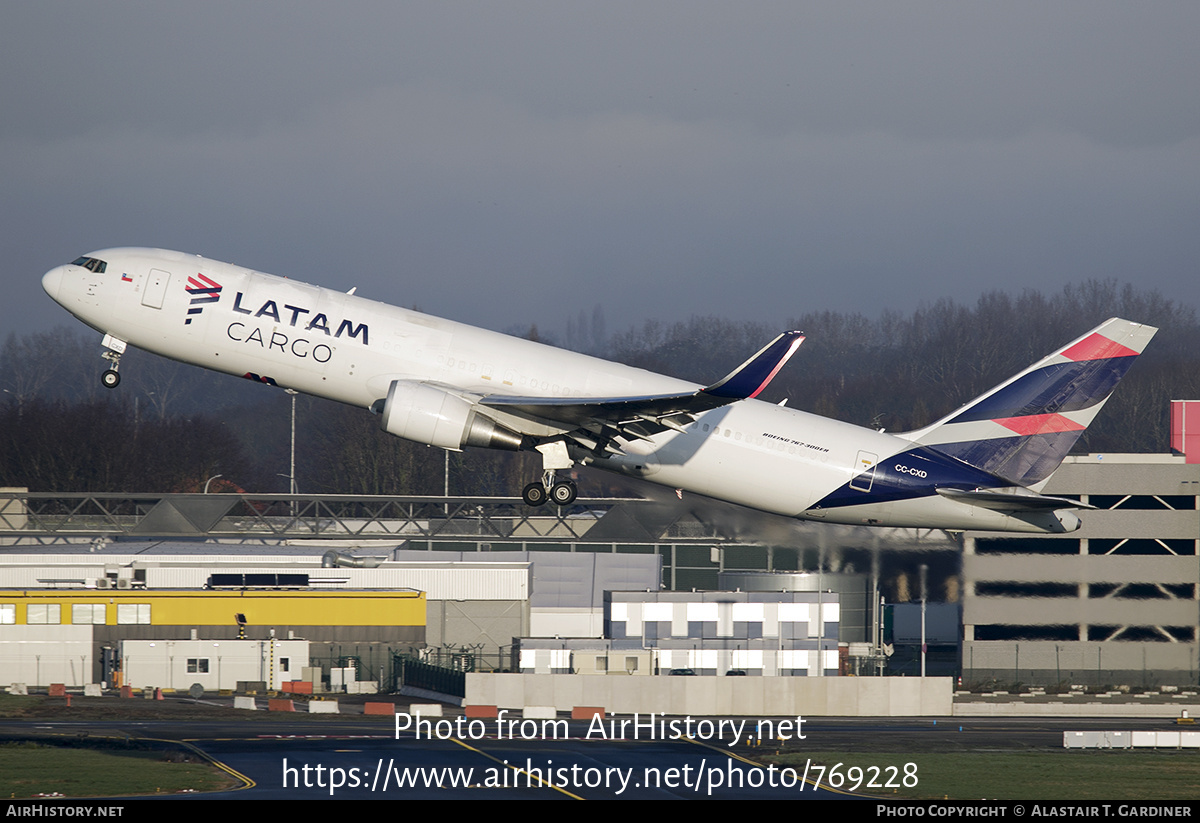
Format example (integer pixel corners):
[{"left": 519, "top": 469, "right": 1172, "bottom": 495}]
[{"left": 4, "top": 2, "right": 1198, "bottom": 341}]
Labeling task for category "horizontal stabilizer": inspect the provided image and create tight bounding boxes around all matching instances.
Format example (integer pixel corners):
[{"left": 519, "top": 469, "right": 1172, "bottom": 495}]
[{"left": 936, "top": 487, "right": 1095, "bottom": 512}]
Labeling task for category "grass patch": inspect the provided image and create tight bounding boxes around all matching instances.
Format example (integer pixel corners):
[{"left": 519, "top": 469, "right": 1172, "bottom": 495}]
[
  {"left": 763, "top": 751, "right": 1200, "bottom": 800},
  {"left": 0, "top": 740, "right": 238, "bottom": 798},
  {"left": 0, "top": 693, "right": 40, "bottom": 717}
]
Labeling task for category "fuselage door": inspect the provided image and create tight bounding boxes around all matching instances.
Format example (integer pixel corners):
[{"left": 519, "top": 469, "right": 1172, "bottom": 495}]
[
  {"left": 142, "top": 268, "right": 171, "bottom": 309},
  {"left": 849, "top": 450, "right": 878, "bottom": 492}
]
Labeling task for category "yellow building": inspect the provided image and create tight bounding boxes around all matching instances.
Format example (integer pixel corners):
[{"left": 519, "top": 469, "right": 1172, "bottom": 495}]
[{"left": 0, "top": 589, "right": 425, "bottom": 688}]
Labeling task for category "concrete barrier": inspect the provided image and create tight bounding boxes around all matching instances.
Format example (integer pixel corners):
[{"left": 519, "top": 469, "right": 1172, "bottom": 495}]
[
  {"left": 309, "top": 700, "right": 339, "bottom": 714},
  {"left": 84, "top": 684, "right": 102, "bottom": 697},
  {"left": 572, "top": 706, "right": 604, "bottom": 720},
  {"left": 1066, "top": 730, "right": 1200, "bottom": 749},
  {"left": 955, "top": 701, "right": 1200, "bottom": 718},
  {"left": 466, "top": 674, "right": 954, "bottom": 717},
  {"left": 364, "top": 702, "right": 396, "bottom": 716},
  {"left": 411, "top": 703, "right": 443, "bottom": 717},
  {"left": 234, "top": 696, "right": 257, "bottom": 710},
  {"left": 523, "top": 706, "right": 557, "bottom": 720},
  {"left": 465, "top": 705, "right": 498, "bottom": 718},
  {"left": 268, "top": 698, "right": 296, "bottom": 712}
]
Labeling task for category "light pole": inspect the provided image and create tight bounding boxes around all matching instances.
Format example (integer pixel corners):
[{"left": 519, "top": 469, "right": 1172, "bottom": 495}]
[
  {"left": 919, "top": 563, "right": 928, "bottom": 678},
  {"left": 286, "top": 389, "right": 298, "bottom": 496},
  {"left": 284, "top": 389, "right": 298, "bottom": 518}
]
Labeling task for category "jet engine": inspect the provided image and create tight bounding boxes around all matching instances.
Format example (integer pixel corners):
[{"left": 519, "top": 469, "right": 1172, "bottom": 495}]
[{"left": 376, "top": 380, "right": 525, "bottom": 452}]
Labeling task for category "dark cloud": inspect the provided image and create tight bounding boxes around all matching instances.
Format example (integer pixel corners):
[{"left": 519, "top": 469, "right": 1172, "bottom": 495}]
[{"left": 3, "top": 2, "right": 1198, "bottom": 341}]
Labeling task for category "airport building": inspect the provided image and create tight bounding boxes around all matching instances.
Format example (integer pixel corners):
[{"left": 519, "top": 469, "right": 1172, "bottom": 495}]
[
  {"left": 0, "top": 584, "right": 423, "bottom": 689},
  {"left": 0, "top": 545, "right": 660, "bottom": 689},
  {"left": 2, "top": 402, "right": 1197, "bottom": 692},
  {"left": 519, "top": 589, "right": 841, "bottom": 676},
  {"left": 961, "top": 450, "right": 1200, "bottom": 686}
]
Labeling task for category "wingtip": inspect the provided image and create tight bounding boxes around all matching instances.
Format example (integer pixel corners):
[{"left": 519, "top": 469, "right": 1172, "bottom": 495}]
[{"left": 703, "top": 330, "right": 806, "bottom": 400}]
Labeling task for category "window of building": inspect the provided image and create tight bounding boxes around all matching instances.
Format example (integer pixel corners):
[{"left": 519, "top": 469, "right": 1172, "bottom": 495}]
[
  {"left": 116, "top": 604, "right": 151, "bottom": 624},
  {"left": 975, "top": 538, "right": 1078, "bottom": 555},
  {"left": 72, "top": 604, "right": 106, "bottom": 624},
  {"left": 27, "top": 604, "right": 61, "bottom": 624},
  {"left": 186, "top": 658, "right": 209, "bottom": 673},
  {"left": 1089, "top": 538, "right": 1190, "bottom": 556},
  {"left": 1089, "top": 494, "right": 1194, "bottom": 511},
  {"left": 595, "top": 656, "right": 607, "bottom": 672},
  {"left": 0, "top": 604, "right": 14, "bottom": 624},
  {"left": 280, "top": 658, "right": 290, "bottom": 672},
  {"left": 976, "top": 582, "right": 1077, "bottom": 598},
  {"left": 1087, "top": 625, "right": 1193, "bottom": 643},
  {"left": 975, "top": 625, "right": 1076, "bottom": 642}
]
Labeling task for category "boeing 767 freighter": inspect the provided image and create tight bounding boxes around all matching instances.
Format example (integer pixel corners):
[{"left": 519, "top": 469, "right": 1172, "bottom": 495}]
[{"left": 42, "top": 248, "right": 1155, "bottom": 533}]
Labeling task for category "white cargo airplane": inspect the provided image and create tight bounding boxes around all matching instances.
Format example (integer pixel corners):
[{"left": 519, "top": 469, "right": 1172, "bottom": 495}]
[{"left": 42, "top": 248, "right": 1156, "bottom": 534}]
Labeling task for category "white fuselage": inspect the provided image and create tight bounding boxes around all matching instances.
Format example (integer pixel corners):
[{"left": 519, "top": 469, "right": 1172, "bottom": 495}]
[{"left": 41, "top": 248, "right": 1075, "bottom": 533}]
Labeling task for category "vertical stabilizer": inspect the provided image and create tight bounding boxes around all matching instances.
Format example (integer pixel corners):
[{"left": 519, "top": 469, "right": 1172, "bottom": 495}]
[{"left": 902, "top": 318, "right": 1156, "bottom": 485}]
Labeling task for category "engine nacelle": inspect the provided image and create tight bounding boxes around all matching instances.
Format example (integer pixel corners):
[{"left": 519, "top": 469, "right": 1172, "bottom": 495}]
[{"left": 376, "top": 380, "right": 525, "bottom": 452}]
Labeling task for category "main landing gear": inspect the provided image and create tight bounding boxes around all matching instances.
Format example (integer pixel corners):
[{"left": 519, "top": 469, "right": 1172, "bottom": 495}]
[
  {"left": 522, "top": 471, "right": 578, "bottom": 507},
  {"left": 522, "top": 440, "right": 577, "bottom": 507},
  {"left": 99, "top": 334, "right": 127, "bottom": 389}
]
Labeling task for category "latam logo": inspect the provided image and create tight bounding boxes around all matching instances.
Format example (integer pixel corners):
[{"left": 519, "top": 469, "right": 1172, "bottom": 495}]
[{"left": 184, "top": 273, "right": 223, "bottom": 325}]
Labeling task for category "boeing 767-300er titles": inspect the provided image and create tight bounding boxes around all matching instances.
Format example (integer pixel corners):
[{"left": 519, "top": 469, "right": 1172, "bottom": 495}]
[{"left": 41, "top": 249, "right": 1156, "bottom": 534}]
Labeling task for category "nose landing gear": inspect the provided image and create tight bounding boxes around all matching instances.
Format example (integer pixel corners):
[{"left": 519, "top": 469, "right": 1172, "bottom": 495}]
[{"left": 99, "top": 334, "right": 127, "bottom": 389}]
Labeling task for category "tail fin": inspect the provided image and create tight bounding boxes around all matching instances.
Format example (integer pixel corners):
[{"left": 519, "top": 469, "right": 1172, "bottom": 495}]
[{"left": 903, "top": 318, "right": 1156, "bottom": 486}]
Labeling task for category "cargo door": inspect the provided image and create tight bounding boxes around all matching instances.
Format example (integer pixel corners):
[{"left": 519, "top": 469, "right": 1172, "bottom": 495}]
[{"left": 141, "top": 268, "right": 171, "bottom": 309}]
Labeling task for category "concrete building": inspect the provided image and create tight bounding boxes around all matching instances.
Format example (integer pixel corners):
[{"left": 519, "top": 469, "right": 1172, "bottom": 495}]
[
  {"left": 0, "top": 586, "right": 423, "bottom": 688},
  {"left": 0, "top": 543, "right": 660, "bottom": 688},
  {"left": 962, "top": 453, "right": 1200, "bottom": 686},
  {"left": 519, "top": 589, "right": 841, "bottom": 676},
  {"left": 119, "top": 638, "right": 310, "bottom": 691}
]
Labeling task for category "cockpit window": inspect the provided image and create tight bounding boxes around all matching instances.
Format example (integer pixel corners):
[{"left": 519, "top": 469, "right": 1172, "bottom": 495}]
[{"left": 71, "top": 256, "right": 108, "bottom": 273}]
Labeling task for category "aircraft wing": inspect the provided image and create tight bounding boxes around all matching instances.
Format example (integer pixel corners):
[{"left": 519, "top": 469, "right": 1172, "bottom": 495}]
[{"left": 479, "top": 331, "right": 804, "bottom": 444}]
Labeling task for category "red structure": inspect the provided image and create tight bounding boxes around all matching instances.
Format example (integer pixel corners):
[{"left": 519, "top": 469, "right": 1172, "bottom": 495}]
[{"left": 1170, "top": 400, "right": 1200, "bottom": 463}]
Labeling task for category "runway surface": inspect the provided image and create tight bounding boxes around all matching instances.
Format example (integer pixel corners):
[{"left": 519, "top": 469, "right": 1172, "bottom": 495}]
[{"left": 0, "top": 714, "right": 1186, "bottom": 800}]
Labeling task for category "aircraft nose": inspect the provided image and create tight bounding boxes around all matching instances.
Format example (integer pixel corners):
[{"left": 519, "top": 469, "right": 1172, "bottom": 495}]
[{"left": 42, "top": 266, "right": 64, "bottom": 303}]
